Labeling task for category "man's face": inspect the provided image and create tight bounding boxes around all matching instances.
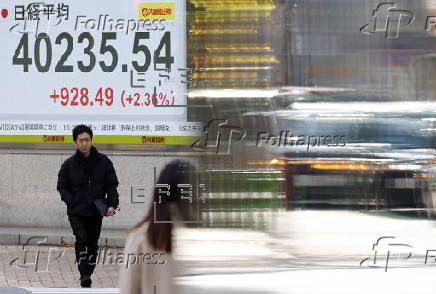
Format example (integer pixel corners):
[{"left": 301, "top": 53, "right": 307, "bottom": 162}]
[{"left": 74, "top": 132, "right": 92, "bottom": 156}]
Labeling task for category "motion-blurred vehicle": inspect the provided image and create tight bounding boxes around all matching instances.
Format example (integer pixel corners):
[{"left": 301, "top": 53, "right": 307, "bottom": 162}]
[
  {"left": 261, "top": 87, "right": 435, "bottom": 213},
  {"left": 189, "top": 87, "right": 436, "bottom": 217}
]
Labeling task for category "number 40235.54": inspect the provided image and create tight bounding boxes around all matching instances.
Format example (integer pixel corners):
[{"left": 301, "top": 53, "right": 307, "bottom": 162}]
[{"left": 12, "top": 31, "right": 174, "bottom": 73}]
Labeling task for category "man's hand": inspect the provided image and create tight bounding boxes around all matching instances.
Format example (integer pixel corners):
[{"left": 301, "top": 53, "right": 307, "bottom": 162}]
[{"left": 107, "top": 206, "right": 116, "bottom": 216}]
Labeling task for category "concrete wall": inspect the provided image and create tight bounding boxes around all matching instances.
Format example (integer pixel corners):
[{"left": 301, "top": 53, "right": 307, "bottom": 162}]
[{"left": 0, "top": 149, "right": 198, "bottom": 230}]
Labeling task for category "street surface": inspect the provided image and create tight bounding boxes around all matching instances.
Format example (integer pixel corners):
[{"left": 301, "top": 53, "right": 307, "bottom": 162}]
[{"left": 1, "top": 210, "right": 436, "bottom": 293}]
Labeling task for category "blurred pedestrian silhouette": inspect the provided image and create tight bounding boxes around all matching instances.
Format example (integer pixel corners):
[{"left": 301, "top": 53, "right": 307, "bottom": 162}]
[{"left": 119, "top": 160, "right": 195, "bottom": 294}]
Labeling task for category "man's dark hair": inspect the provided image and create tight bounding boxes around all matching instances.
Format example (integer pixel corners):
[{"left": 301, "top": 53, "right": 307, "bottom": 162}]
[{"left": 72, "top": 124, "right": 93, "bottom": 142}]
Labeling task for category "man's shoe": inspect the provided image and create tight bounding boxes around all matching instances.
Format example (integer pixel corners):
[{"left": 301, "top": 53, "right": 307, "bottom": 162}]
[{"left": 80, "top": 275, "right": 92, "bottom": 288}]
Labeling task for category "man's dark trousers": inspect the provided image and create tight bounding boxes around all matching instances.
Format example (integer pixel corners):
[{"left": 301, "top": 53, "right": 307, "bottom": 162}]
[{"left": 68, "top": 215, "right": 103, "bottom": 277}]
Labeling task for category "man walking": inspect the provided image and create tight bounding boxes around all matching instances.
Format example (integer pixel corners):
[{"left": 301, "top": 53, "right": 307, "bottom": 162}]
[{"left": 57, "top": 124, "right": 120, "bottom": 288}]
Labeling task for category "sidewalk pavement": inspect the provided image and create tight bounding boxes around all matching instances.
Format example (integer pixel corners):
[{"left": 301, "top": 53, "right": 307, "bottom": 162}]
[
  {"left": 1, "top": 289, "right": 119, "bottom": 293},
  {"left": 0, "top": 288, "right": 32, "bottom": 293},
  {"left": 0, "top": 227, "right": 126, "bottom": 288},
  {"left": 3, "top": 210, "right": 436, "bottom": 291},
  {"left": 0, "top": 227, "right": 127, "bottom": 248},
  {"left": 0, "top": 226, "right": 279, "bottom": 289},
  {"left": 0, "top": 245, "right": 122, "bottom": 288}
]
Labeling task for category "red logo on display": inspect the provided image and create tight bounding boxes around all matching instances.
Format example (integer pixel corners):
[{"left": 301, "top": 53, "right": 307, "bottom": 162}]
[
  {"left": 1, "top": 9, "right": 8, "bottom": 18},
  {"left": 141, "top": 8, "right": 172, "bottom": 17}
]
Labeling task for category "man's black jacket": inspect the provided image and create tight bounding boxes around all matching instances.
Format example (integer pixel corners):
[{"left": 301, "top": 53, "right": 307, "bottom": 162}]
[{"left": 57, "top": 146, "right": 119, "bottom": 216}]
